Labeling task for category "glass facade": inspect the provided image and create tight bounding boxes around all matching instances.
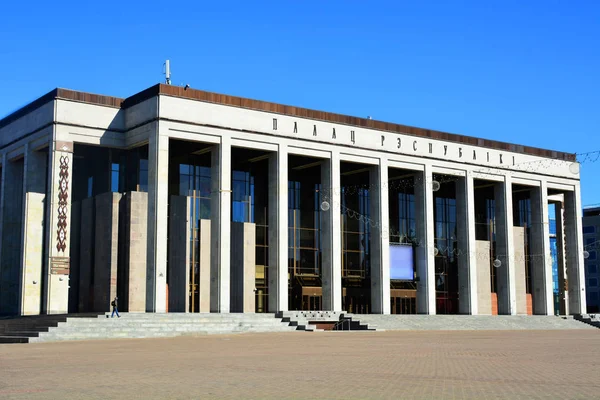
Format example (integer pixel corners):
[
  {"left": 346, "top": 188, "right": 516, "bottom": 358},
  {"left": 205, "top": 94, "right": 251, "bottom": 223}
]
[
  {"left": 287, "top": 162, "right": 323, "bottom": 311},
  {"left": 434, "top": 194, "right": 458, "bottom": 314},
  {"left": 341, "top": 187, "right": 370, "bottom": 278},
  {"left": 548, "top": 204, "right": 560, "bottom": 314},
  {"left": 232, "top": 171, "right": 254, "bottom": 223},
  {"left": 339, "top": 167, "right": 372, "bottom": 314},
  {"left": 288, "top": 180, "right": 322, "bottom": 277},
  {"left": 514, "top": 197, "right": 533, "bottom": 294}
]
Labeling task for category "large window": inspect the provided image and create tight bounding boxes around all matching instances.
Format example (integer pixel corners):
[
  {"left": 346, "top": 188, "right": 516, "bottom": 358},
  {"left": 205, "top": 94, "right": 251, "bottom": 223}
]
[
  {"left": 341, "top": 187, "right": 370, "bottom": 278},
  {"left": 397, "top": 193, "right": 416, "bottom": 241},
  {"left": 434, "top": 196, "right": 458, "bottom": 314},
  {"left": 232, "top": 171, "right": 254, "bottom": 223},
  {"left": 288, "top": 181, "right": 321, "bottom": 276},
  {"left": 179, "top": 164, "right": 211, "bottom": 219},
  {"left": 583, "top": 226, "right": 596, "bottom": 235},
  {"left": 388, "top": 178, "right": 416, "bottom": 245},
  {"left": 548, "top": 203, "right": 557, "bottom": 235},
  {"left": 87, "top": 176, "right": 93, "bottom": 198},
  {"left": 139, "top": 159, "right": 149, "bottom": 192},
  {"left": 111, "top": 163, "right": 120, "bottom": 192}
]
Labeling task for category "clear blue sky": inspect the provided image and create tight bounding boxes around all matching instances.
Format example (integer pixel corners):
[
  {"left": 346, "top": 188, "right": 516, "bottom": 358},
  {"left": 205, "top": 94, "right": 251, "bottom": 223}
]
[{"left": 1, "top": 1, "right": 598, "bottom": 205}]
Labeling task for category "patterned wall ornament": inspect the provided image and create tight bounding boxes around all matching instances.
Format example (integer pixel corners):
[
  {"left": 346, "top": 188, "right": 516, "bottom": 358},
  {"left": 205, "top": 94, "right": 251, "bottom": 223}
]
[{"left": 56, "top": 155, "right": 69, "bottom": 252}]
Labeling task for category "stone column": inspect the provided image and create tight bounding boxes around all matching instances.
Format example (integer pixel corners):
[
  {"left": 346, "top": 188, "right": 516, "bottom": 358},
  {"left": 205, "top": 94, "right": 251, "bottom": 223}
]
[
  {"left": 321, "top": 152, "right": 342, "bottom": 312},
  {"left": 19, "top": 145, "right": 49, "bottom": 315},
  {"left": 210, "top": 137, "right": 231, "bottom": 313},
  {"left": 231, "top": 222, "right": 256, "bottom": 313},
  {"left": 68, "top": 201, "right": 81, "bottom": 313},
  {"left": 513, "top": 226, "right": 528, "bottom": 314},
  {"left": 198, "top": 219, "right": 211, "bottom": 313},
  {"left": 456, "top": 174, "right": 478, "bottom": 314},
  {"left": 78, "top": 197, "right": 95, "bottom": 312},
  {"left": 268, "top": 145, "right": 288, "bottom": 312},
  {"left": 564, "top": 186, "right": 587, "bottom": 315},
  {"left": 553, "top": 201, "right": 568, "bottom": 315},
  {"left": 21, "top": 192, "right": 46, "bottom": 316},
  {"left": 530, "top": 182, "right": 553, "bottom": 315},
  {"left": 414, "top": 165, "right": 435, "bottom": 314},
  {"left": 123, "top": 192, "right": 148, "bottom": 312},
  {"left": 93, "top": 192, "right": 121, "bottom": 312},
  {"left": 0, "top": 155, "right": 24, "bottom": 315},
  {"left": 147, "top": 124, "right": 169, "bottom": 312},
  {"left": 43, "top": 141, "right": 73, "bottom": 315},
  {"left": 369, "top": 159, "right": 390, "bottom": 314},
  {"left": 475, "top": 240, "right": 492, "bottom": 314},
  {"left": 168, "top": 195, "right": 190, "bottom": 313},
  {"left": 494, "top": 176, "right": 516, "bottom": 315}
]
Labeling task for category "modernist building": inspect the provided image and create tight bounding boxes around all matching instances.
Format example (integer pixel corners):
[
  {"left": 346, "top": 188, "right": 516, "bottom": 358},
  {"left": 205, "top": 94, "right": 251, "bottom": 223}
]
[
  {"left": 583, "top": 206, "right": 600, "bottom": 312},
  {"left": 0, "top": 84, "right": 588, "bottom": 317}
]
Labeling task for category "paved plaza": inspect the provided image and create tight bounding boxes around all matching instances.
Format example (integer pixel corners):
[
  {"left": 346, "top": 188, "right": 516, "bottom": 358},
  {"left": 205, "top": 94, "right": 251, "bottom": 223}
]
[{"left": 1, "top": 330, "right": 599, "bottom": 399}]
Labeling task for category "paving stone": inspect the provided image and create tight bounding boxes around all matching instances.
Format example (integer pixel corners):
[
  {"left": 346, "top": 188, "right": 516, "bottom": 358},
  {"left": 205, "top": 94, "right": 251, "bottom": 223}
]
[{"left": 1, "top": 330, "right": 600, "bottom": 399}]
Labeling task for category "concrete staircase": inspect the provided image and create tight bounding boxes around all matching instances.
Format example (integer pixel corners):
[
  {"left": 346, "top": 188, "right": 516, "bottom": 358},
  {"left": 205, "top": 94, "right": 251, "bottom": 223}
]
[
  {"left": 574, "top": 314, "right": 600, "bottom": 329},
  {"left": 277, "top": 311, "right": 379, "bottom": 331},
  {"left": 0, "top": 313, "right": 297, "bottom": 343},
  {"left": 3, "top": 313, "right": 592, "bottom": 343},
  {"left": 0, "top": 313, "right": 104, "bottom": 343},
  {"left": 353, "top": 315, "right": 596, "bottom": 330}
]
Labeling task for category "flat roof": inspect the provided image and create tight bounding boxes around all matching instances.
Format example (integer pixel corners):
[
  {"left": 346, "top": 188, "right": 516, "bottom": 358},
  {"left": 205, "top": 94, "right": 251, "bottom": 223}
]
[{"left": 0, "top": 84, "right": 576, "bottom": 161}]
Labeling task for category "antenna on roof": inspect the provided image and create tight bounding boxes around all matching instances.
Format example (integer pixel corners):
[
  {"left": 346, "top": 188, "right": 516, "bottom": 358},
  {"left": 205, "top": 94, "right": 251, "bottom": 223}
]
[{"left": 164, "top": 60, "right": 172, "bottom": 85}]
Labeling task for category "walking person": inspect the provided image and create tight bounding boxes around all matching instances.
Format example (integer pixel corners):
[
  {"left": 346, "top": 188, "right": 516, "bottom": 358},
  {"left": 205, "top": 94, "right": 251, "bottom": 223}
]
[{"left": 111, "top": 296, "right": 120, "bottom": 318}]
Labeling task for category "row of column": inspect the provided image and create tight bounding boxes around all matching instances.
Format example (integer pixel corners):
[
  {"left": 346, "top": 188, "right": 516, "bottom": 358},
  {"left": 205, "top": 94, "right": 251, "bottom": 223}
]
[
  {"left": 144, "top": 131, "right": 587, "bottom": 315},
  {"left": 0, "top": 135, "right": 587, "bottom": 316}
]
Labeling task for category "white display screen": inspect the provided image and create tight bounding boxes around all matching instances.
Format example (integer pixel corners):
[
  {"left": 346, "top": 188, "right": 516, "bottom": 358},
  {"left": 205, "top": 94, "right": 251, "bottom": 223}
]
[{"left": 390, "top": 244, "right": 414, "bottom": 280}]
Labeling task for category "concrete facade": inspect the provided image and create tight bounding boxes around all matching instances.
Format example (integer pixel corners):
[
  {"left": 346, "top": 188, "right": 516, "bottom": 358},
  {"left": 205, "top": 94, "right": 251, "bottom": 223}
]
[{"left": 0, "top": 85, "right": 587, "bottom": 316}]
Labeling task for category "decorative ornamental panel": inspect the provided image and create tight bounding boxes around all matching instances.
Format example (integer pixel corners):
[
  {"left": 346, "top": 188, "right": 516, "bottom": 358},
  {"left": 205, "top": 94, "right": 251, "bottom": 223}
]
[{"left": 56, "top": 156, "right": 69, "bottom": 253}]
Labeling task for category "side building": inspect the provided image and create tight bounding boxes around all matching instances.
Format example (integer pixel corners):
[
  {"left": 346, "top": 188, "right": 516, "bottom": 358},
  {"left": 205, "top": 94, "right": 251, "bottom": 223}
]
[
  {"left": 0, "top": 84, "right": 588, "bottom": 317},
  {"left": 583, "top": 206, "right": 600, "bottom": 313}
]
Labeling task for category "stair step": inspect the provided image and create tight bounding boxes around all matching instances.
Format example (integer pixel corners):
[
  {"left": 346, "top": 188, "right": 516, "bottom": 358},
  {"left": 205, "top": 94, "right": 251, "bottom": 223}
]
[
  {"left": 0, "top": 336, "right": 30, "bottom": 343},
  {"left": 0, "top": 331, "right": 41, "bottom": 337}
]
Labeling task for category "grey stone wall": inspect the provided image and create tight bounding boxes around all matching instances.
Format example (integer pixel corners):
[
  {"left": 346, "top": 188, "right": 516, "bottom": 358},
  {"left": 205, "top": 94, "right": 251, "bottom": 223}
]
[
  {"left": 21, "top": 193, "right": 45, "bottom": 315},
  {"left": 121, "top": 192, "right": 148, "bottom": 312},
  {"left": 0, "top": 159, "right": 24, "bottom": 315},
  {"left": 476, "top": 240, "right": 492, "bottom": 315},
  {"left": 168, "top": 195, "right": 189, "bottom": 312},
  {"left": 230, "top": 222, "right": 255, "bottom": 313},
  {"left": 69, "top": 201, "right": 81, "bottom": 313},
  {"left": 78, "top": 197, "right": 95, "bottom": 312},
  {"left": 198, "top": 219, "right": 211, "bottom": 313},
  {"left": 513, "top": 226, "right": 528, "bottom": 315},
  {"left": 93, "top": 192, "right": 121, "bottom": 312}
]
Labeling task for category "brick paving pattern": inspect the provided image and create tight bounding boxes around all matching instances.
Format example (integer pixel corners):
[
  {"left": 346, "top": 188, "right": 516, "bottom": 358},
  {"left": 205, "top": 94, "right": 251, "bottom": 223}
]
[{"left": 1, "top": 330, "right": 599, "bottom": 399}]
